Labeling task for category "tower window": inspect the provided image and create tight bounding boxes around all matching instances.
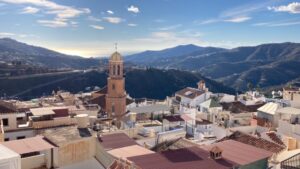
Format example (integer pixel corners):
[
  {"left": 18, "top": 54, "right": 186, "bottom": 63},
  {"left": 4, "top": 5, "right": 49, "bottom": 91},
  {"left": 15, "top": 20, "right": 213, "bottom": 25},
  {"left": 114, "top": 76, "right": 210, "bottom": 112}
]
[
  {"left": 112, "top": 84, "right": 115, "bottom": 90},
  {"left": 113, "top": 65, "right": 116, "bottom": 75},
  {"left": 112, "top": 104, "right": 115, "bottom": 113},
  {"left": 117, "top": 65, "right": 121, "bottom": 75}
]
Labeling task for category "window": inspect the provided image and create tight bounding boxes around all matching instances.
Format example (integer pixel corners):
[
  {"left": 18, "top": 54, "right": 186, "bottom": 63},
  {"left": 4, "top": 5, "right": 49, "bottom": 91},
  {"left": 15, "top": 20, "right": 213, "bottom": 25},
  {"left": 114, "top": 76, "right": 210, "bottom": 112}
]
[
  {"left": 112, "top": 104, "right": 115, "bottom": 113},
  {"left": 16, "top": 117, "right": 23, "bottom": 121},
  {"left": 113, "top": 65, "right": 116, "bottom": 75},
  {"left": 2, "top": 118, "right": 8, "bottom": 126},
  {"left": 4, "top": 138, "right": 9, "bottom": 141},
  {"left": 117, "top": 65, "right": 121, "bottom": 75},
  {"left": 17, "top": 136, "right": 26, "bottom": 140},
  {"left": 112, "top": 84, "right": 115, "bottom": 90}
]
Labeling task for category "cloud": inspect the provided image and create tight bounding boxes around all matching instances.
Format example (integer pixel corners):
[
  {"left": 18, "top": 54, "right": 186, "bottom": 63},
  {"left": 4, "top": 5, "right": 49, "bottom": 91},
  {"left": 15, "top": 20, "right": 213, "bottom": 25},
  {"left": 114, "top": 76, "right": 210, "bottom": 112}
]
[
  {"left": 152, "top": 31, "right": 174, "bottom": 39},
  {"left": 128, "top": 23, "right": 137, "bottom": 27},
  {"left": 0, "top": 0, "right": 90, "bottom": 27},
  {"left": 128, "top": 5, "right": 139, "bottom": 13},
  {"left": 221, "top": 1, "right": 271, "bottom": 18},
  {"left": 37, "top": 19, "right": 68, "bottom": 28},
  {"left": 159, "top": 24, "right": 182, "bottom": 31},
  {"left": 107, "top": 10, "right": 114, "bottom": 14},
  {"left": 196, "top": 19, "right": 219, "bottom": 25},
  {"left": 21, "top": 6, "right": 39, "bottom": 14},
  {"left": 0, "top": 32, "right": 15, "bottom": 37},
  {"left": 224, "top": 16, "right": 251, "bottom": 23},
  {"left": 268, "top": 2, "right": 300, "bottom": 14},
  {"left": 90, "top": 25, "right": 104, "bottom": 30},
  {"left": 87, "top": 16, "right": 101, "bottom": 22},
  {"left": 0, "top": 32, "right": 38, "bottom": 38},
  {"left": 103, "top": 17, "right": 123, "bottom": 24},
  {"left": 253, "top": 20, "right": 300, "bottom": 27}
]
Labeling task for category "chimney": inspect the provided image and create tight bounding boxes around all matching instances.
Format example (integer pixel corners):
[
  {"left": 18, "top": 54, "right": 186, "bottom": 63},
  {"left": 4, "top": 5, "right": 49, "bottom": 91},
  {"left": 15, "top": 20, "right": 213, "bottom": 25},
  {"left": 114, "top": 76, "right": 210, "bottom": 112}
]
[
  {"left": 198, "top": 80, "right": 208, "bottom": 91},
  {"left": 210, "top": 146, "right": 223, "bottom": 160},
  {"left": 75, "top": 114, "right": 89, "bottom": 128}
]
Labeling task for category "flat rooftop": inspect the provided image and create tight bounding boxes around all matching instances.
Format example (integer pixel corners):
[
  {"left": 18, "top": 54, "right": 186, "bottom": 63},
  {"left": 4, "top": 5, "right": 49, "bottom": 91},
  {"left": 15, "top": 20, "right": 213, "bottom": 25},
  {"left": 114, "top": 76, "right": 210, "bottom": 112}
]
[
  {"left": 42, "top": 126, "right": 93, "bottom": 146},
  {"left": 100, "top": 133, "right": 137, "bottom": 150}
]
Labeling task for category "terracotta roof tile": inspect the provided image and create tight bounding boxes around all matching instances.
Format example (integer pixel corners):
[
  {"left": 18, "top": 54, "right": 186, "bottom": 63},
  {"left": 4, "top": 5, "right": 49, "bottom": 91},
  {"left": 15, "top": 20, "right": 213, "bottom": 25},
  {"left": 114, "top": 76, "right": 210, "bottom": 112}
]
[{"left": 219, "top": 131, "right": 285, "bottom": 153}]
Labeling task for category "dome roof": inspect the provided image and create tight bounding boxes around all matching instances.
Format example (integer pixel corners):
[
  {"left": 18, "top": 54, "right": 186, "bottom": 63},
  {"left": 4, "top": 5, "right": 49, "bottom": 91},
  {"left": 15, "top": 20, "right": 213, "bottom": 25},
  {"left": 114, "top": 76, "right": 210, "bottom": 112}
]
[{"left": 110, "top": 52, "right": 122, "bottom": 61}]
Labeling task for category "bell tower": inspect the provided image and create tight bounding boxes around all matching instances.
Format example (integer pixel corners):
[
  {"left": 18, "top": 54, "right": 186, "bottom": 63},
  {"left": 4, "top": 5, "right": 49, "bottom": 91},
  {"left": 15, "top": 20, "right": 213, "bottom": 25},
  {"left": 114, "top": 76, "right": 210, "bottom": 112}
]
[{"left": 106, "top": 48, "right": 126, "bottom": 124}]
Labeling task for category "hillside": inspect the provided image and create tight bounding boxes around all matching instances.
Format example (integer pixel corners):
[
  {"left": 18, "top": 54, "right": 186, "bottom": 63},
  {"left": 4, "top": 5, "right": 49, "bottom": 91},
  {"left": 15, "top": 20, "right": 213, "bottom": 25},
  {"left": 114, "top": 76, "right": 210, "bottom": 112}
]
[
  {"left": 125, "top": 44, "right": 226, "bottom": 66},
  {"left": 0, "top": 68, "right": 235, "bottom": 100},
  {"left": 0, "top": 38, "right": 100, "bottom": 69},
  {"left": 126, "top": 43, "right": 300, "bottom": 90}
]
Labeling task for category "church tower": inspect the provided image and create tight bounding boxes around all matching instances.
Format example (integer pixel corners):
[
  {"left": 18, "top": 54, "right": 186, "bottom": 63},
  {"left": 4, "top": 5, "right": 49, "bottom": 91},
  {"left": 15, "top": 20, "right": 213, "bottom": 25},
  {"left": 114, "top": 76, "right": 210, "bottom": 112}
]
[{"left": 106, "top": 51, "right": 126, "bottom": 123}]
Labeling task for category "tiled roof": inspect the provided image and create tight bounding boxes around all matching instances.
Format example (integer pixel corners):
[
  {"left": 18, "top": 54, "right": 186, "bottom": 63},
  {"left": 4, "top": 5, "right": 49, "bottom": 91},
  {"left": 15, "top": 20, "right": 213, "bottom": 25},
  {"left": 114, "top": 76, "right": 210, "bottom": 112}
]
[
  {"left": 219, "top": 131, "right": 285, "bottom": 153},
  {"left": 203, "top": 140, "right": 272, "bottom": 165},
  {"left": 266, "top": 132, "right": 285, "bottom": 146},
  {"left": 164, "top": 115, "right": 184, "bottom": 122},
  {"left": 1, "top": 136, "right": 54, "bottom": 155},
  {"left": 220, "top": 102, "right": 264, "bottom": 113},
  {"left": 0, "top": 105, "right": 15, "bottom": 113},
  {"left": 175, "top": 87, "right": 205, "bottom": 99}
]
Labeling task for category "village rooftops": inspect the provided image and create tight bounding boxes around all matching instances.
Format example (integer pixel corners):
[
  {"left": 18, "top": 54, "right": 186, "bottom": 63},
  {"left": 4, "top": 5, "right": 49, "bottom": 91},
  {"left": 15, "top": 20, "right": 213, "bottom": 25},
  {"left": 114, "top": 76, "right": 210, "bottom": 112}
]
[
  {"left": 257, "top": 102, "right": 280, "bottom": 115},
  {"left": 30, "top": 106, "right": 68, "bottom": 116},
  {"left": 42, "top": 126, "right": 93, "bottom": 147},
  {"left": 203, "top": 140, "right": 272, "bottom": 166},
  {"left": 276, "top": 107, "right": 300, "bottom": 115},
  {"left": 220, "top": 101, "right": 265, "bottom": 114},
  {"left": 219, "top": 131, "right": 285, "bottom": 153},
  {"left": 107, "top": 145, "right": 155, "bottom": 159},
  {"left": 128, "top": 146, "right": 237, "bottom": 169},
  {"left": 175, "top": 87, "right": 205, "bottom": 99},
  {"left": 200, "top": 98, "right": 222, "bottom": 108},
  {"left": 128, "top": 104, "right": 169, "bottom": 114},
  {"left": 1, "top": 136, "right": 54, "bottom": 155},
  {"left": 99, "top": 133, "right": 137, "bottom": 150},
  {"left": 164, "top": 115, "right": 184, "bottom": 122}
]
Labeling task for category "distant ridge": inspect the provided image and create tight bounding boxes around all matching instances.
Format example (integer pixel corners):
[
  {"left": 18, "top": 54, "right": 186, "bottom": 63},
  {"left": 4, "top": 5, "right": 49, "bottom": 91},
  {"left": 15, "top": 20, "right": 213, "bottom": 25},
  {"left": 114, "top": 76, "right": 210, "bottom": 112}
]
[
  {"left": 125, "top": 42, "right": 300, "bottom": 90},
  {"left": 0, "top": 38, "right": 100, "bottom": 69}
]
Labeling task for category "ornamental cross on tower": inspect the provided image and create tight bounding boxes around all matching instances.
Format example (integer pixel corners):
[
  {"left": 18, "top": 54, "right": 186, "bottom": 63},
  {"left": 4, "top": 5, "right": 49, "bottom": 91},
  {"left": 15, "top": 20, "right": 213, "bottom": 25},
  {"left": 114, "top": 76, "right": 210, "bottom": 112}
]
[{"left": 114, "top": 43, "right": 118, "bottom": 52}]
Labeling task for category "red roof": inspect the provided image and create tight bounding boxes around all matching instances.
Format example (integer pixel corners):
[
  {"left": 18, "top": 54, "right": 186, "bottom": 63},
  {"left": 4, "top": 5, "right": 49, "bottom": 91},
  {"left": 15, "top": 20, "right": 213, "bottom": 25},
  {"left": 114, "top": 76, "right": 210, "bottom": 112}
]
[
  {"left": 100, "top": 133, "right": 137, "bottom": 150},
  {"left": 219, "top": 131, "right": 285, "bottom": 153},
  {"left": 1, "top": 136, "right": 54, "bottom": 155},
  {"left": 128, "top": 146, "right": 236, "bottom": 169},
  {"left": 203, "top": 140, "right": 272, "bottom": 165}
]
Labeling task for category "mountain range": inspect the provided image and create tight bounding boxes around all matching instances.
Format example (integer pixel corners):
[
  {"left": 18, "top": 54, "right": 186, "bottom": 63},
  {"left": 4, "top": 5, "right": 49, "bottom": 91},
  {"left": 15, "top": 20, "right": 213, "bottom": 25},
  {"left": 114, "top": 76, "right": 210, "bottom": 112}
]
[
  {"left": 1, "top": 37, "right": 299, "bottom": 92},
  {"left": 125, "top": 43, "right": 300, "bottom": 90},
  {"left": 0, "top": 38, "right": 100, "bottom": 69}
]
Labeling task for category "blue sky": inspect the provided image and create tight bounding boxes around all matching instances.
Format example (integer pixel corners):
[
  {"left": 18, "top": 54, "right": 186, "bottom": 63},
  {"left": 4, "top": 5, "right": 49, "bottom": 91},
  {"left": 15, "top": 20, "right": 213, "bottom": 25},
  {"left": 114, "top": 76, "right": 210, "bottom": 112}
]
[{"left": 0, "top": 0, "right": 300, "bottom": 57}]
